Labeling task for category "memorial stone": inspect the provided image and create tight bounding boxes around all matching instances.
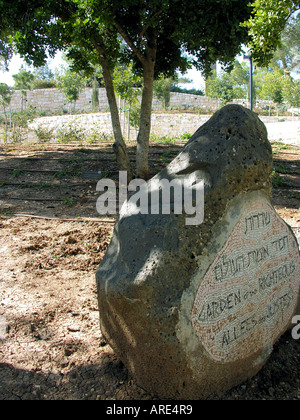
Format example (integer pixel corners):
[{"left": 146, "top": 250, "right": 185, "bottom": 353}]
[{"left": 96, "top": 105, "right": 300, "bottom": 399}]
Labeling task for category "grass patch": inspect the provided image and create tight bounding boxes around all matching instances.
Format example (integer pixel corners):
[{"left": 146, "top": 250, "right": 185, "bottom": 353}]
[
  {"left": 272, "top": 142, "right": 291, "bottom": 151},
  {"left": 271, "top": 169, "right": 287, "bottom": 187},
  {"left": 180, "top": 132, "right": 192, "bottom": 140},
  {"left": 150, "top": 133, "right": 177, "bottom": 144},
  {"left": 62, "top": 196, "right": 77, "bottom": 206},
  {"left": 13, "top": 169, "right": 22, "bottom": 178},
  {"left": 274, "top": 164, "right": 295, "bottom": 174}
]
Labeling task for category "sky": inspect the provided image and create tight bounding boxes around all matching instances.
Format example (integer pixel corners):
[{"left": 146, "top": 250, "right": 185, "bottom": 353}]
[{"left": 0, "top": 52, "right": 65, "bottom": 87}]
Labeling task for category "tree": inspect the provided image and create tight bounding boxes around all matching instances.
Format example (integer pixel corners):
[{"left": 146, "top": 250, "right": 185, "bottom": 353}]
[
  {"left": 113, "top": 65, "right": 141, "bottom": 106},
  {"left": 0, "top": 83, "right": 13, "bottom": 112},
  {"left": 205, "top": 61, "right": 250, "bottom": 104},
  {"left": 113, "top": 64, "right": 142, "bottom": 140},
  {"left": 153, "top": 76, "right": 176, "bottom": 110},
  {"left": 85, "top": 65, "right": 105, "bottom": 111},
  {"left": 2, "top": 0, "right": 252, "bottom": 179},
  {"left": 32, "top": 63, "right": 57, "bottom": 89},
  {"left": 282, "top": 78, "right": 300, "bottom": 107},
  {"left": 56, "top": 67, "right": 87, "bottom": 112},
  {"left": 98, "top": 0, "right": 252, "bottom": 178},
  {"left": 0, "top": 83, "right": 13, "bottom": 132},
  {"left": 270, "top": 13, "right": 300, "bottom": 79},
  {"left": 243, "top": 0, "right": 300, "bottom": 67},
  {"left": 260, "top": 68, "right": 285, "bottom": 105},
  {"left": 12, "top": 68, "right": 35, "bottom": 111}
]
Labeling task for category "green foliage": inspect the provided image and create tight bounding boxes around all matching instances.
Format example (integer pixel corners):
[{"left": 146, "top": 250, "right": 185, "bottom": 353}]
[
  {"left": 34, "top": 125, "right": 55, "bottom": 143},
  {"left": 31, "top": 79, "right": 57, "bottom": 89},
  {"left": 206, "top": 61, "right": 250, "bottom": 104},
  {"left": 91, "top": 76, "right": 99, "bottom": 111},
  {"left": 1, "top": 0, "right": 252, "bottom": 77},
  {"left": 271, "top": 169, "right": 287, "bottom": 187},
  {"left": 271, "top": 13, "right": 300, "bottom": 75},
  {"left": 113, "top": 64, "right": 142, "bottom": 105},
  {"left": 206, "top": 71, "right": 234, "bottom": 104},
  {"left": 56, "top": 68, "right": 87, "bottom": 107},
  {"left": 243, "top": 0, "right": 300, "bottom": 67},
  {"left": 62, "top": 196, "right": 76, "bottom": 206},
  {"left": 11, "top": 64, "right": 57, "bottom": 92},
  {"left": 12, "top": 69, "right": 35, "bottom": 95},
  {"left": 282, "top": 78, "right": 300, "bottom": 107},
  {"left": 6, "top": 106, "right": 37, "bottom": 143},
  {"left": 171, "top": 86, "right": 204, "bottom": 96},
  {"left": 180, "top": 132, "right": 192, "bottom": 140},
  {"left": 0, "top": 83, "right": 13, "bottom": 110},
  {"left": 260, "top": 69, "right": 285, "bottom": 104},
  {"left": 153, "top": 76, "right": 175, "bottom": 110},
  {"left": 56, "top": 122, "right": 85, "bottom": 143},
  {"left": 129, "top": 102, "right": 141, "bottom": 130},
  {"left": 13, "top": 169, "right": 21, "bottom": 178},
  {"left": 150, "top": 133, "right": 176, "bottom": 144},
  {"left": 33, "top": 63, "right": 55, "bottom": 81},
  {"left": 1, "top": 0, "right": 253, "bottom": 176}
]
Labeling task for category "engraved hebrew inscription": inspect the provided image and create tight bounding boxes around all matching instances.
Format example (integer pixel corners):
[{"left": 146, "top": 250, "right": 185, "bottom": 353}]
[{"left": 192, "top": 199, "right": 299, "bottom": 363}]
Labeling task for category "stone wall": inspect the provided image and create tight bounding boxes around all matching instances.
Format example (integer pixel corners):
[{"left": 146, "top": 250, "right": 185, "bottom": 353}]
[
  {"left": 1, "top": 87, "right": 298, "bottom": 145},
  {"left": 8, "top": 88, "right": 110, "bottom": 114},
  {"left": 0, "top": 112, "right": 291, "bottom": 145},
  {"left": 0, "top": 111, "right": 298, "bottom": 145},
  {"left": 4, "top": 86, "right": 280, "bottom": 116},
  {"left": 5, "top": 87, "right": 221, "bottom": 114},
  {"left": 25, "top": 112, "right": 212, "bottom": 142}
]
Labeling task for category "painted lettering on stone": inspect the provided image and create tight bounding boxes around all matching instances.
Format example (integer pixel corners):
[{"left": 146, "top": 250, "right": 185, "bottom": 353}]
[{"left": 192, "top": 199, "right": 299, "bottom": 362}]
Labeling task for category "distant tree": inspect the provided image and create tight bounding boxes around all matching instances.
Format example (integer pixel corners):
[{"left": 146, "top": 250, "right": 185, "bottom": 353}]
[
  {"left": 113, "top": 64, "right": 141, "bottom": 108},
  {"left": 282, "top": 78, "right": 300, "bottom": 107},
  {"left": 205, "top": 61, "right": 250, "bottom": 104},
  {"left": 113, "top": 64, "right": 142, "bottom": 140},
  {"left": 0, "top": 83, "right": 14, "bottom": 129},
  {"left": 56, "top": 68, "right": 87, "bottom": 112},
  {"left": 85, "top": 65, "right": 104, "bottom": 111},
  {"left": 12, "top": 68, "right": 35, "bottom": 110},
  {"left": 32, "top": 63, "right": 57, "bottom": 89},
  {"left": 33, "top": 63, "right": 55, "bottom": 81},
  {"left": 206, "top": 71, "right": 233, "bottom": 104},
  {"left": 0, "top": 83, "right": 13, "bottom": 112},
  {"left": 260, "top": 68, "right": 285, "bottom": 105},
  {"left": 153, "top": 76, "right": 176, "bottom": 110},
  {"left": 170, "top": 86, "right": 204, "bottom": 96}
]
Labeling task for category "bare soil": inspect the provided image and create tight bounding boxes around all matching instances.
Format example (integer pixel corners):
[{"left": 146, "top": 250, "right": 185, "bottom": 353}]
[{"left": 0, "top": 140, "right": 299, "bottom": 400}]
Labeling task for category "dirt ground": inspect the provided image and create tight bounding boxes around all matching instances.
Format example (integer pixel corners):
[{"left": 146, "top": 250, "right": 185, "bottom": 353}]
[{"left": 0, "top": 139, "right": 299, "bottom": 400}]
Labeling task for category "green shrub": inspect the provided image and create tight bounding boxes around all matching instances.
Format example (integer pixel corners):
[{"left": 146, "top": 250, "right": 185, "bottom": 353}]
[{"left": 34, "top": 125, "right": 55, "bottom": 143}]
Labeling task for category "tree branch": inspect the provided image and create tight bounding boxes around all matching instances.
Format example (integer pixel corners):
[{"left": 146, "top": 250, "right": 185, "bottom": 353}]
[
  {"left": 113, "top": 20, "right": 146, "bottom": 65},
  {"left": 139, "top": 10, "right": 163, "bottom": 47}
]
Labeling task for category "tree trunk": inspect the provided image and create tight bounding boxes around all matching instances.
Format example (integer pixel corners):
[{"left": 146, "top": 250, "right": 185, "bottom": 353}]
[
  {"left": 136, "top": 58, "right": 156, "bottom": 180},
  {"left": 93, "top": 40, "right": 132, "bottom": 180}
]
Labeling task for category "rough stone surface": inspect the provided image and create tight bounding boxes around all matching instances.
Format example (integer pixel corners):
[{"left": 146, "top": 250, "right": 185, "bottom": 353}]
[{"left": 96, "top": 105, "right": 300, "bottom": 399}]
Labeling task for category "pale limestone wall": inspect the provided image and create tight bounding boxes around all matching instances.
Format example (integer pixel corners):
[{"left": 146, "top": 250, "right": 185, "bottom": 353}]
[
  {"left": 0, "top": 112, "right": 298, "bottom": 145},
  {"left": 26, "top": 112, "right": 211, "bottom": 142},
  {"left": 8, "top": 88, "right": 110, "bottom": 113},
  {"left": 7, "top": 88, "right": 220, "bottom": 114},
  {"left": 6, "top": 86, "right": 281, "bottom": 116}
]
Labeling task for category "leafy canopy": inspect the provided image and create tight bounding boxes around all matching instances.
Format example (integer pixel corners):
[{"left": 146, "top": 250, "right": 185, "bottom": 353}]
[
  {"left": 1, "top": 0, "right": 252, "bottom": 78},
  {"left": 243, "top": 0, "right": 300, "bottom": 66}
]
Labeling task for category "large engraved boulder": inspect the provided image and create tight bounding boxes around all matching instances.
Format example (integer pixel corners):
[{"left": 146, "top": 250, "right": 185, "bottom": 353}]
[{"left": 96, "top": 105, "right": 300, "bottom": 399}]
